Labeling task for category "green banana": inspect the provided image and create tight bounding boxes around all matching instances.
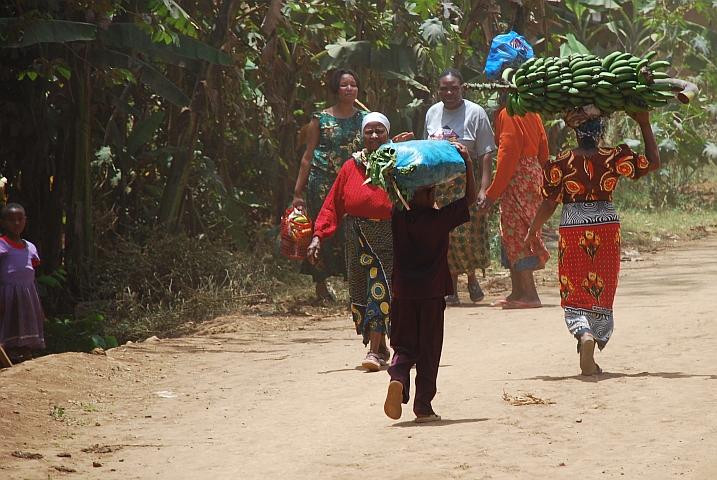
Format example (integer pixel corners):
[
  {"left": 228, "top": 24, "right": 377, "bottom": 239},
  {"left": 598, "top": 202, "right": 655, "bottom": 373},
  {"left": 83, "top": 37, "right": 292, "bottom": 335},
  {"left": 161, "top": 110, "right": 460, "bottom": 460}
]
[
  {"left": 502, "top": 67, "right": 515, "bottom": 82},
  {"left": 601, "top": 51, "right": 622, "bottom": 69},
  {"left": 649, "top": 60, "right": 671, "bottom": 70},
  {"left": 611, "top": 66, "right": 635, "bottom": 76}
]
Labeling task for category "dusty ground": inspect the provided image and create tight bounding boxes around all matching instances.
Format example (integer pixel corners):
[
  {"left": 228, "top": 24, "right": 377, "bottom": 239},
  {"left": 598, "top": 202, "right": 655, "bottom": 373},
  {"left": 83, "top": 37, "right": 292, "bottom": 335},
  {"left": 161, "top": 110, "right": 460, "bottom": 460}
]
[{"left": 2, "top": 235, "right": 717, "bottom": 479}]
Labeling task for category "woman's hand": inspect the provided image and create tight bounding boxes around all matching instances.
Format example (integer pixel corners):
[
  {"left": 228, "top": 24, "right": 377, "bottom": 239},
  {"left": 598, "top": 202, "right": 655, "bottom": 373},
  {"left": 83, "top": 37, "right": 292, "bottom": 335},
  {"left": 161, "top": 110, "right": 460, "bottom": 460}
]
[
  {"left": 292, "top": 194, "right": 306, "bottom": 210},
  {"left": 453, "top": 142, "right": 470, "bottom": 161},
  {"left": 306, "top": 236, "right": 321, "bottom": 264},
  {"left": 524, "top": 228, "right": 540, "bottom": 249},
  {"left": 392, "top": 132, "right": 415, "bottom": 143},
  {"left": 475, "top": 196, "right": 494, "bottom": 216},
  {"left": 626, "top": 111, "right": 650, "bottom": 125}
]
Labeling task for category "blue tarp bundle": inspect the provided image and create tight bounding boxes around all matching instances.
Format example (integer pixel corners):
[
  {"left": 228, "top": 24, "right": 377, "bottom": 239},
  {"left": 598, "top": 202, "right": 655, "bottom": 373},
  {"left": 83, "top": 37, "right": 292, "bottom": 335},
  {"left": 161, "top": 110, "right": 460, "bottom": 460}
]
[
  {"left": 484, "top": 31, "right": 534, "bottom": 81},
  {"left": 386, "top": 139, "right": 465, "bottom": 189},
  {"left": 365, "top": 140, "right": 466, "bottom": 208}
]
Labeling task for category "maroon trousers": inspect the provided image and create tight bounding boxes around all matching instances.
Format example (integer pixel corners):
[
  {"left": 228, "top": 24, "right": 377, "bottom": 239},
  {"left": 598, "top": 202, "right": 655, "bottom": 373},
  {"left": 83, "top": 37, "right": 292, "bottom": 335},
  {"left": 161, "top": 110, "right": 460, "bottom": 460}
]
[{"left": 387, "top": 297, "right": 445, "bottom": 416}]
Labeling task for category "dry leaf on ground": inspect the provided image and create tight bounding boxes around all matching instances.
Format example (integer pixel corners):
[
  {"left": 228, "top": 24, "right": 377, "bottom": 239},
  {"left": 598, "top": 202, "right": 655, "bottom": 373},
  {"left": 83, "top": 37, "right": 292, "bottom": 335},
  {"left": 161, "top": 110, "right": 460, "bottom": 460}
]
[{"left": 503, "top": 390, "right": 555, "bottom": 406}]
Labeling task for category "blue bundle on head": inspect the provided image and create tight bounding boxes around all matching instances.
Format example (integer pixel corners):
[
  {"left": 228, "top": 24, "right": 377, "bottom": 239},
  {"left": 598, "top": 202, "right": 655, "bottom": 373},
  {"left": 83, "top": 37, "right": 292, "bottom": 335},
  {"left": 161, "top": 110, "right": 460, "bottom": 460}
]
[
  {"left": 484, "top": 31, "right": 534, "bottom": 81},
  {"left": 364, "top": 140, "right": 466, "bottom": 208},
  {"left": 389, "top": 140, "right": 465, "bottom": 190}
]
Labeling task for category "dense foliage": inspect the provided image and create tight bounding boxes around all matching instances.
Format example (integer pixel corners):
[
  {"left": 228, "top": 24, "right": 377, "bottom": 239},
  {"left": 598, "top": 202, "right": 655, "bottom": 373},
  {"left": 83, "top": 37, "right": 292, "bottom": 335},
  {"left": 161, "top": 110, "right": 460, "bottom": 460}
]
[{"left": 0, "top": 0, "right": 715, "bottom": 343}]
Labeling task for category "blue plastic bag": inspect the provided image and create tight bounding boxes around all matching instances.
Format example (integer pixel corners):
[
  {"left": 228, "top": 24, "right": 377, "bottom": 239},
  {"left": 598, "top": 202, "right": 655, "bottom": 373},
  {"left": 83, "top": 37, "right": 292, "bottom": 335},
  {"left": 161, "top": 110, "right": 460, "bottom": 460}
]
[
  {"left": 484, "top": 31, "right": 534, "bottom": 81},
  {"left": 380, "top": 139, "right": 466, "bottom": 190}
]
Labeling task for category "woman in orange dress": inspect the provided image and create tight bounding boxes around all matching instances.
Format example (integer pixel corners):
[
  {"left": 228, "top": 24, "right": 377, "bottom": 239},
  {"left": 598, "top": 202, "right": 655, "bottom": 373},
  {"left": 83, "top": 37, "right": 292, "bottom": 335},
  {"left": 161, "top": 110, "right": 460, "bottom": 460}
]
[
  {"left": 526, "top": 108, "right": 660, "bottom": 375},
  {"left": 477, "top": 90, "right": 550, "bottom": 309}
]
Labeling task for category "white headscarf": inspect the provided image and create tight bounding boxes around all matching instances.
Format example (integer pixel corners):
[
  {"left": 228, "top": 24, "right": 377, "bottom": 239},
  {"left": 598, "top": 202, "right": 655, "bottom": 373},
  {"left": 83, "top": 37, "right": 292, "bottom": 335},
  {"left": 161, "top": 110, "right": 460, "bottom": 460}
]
[{"left": 361, "top": 112, "right": 390, "bottom": 136}]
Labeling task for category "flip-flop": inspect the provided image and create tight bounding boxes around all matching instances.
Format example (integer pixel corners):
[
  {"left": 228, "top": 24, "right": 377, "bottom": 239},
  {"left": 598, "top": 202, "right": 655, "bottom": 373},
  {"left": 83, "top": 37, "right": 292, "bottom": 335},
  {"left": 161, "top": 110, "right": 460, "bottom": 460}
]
[
  {"left": 502, "top": 300, "right": 542, "bottom": 309},
  {"left": 580, "top": 335, "right": 599, "bottom": 375},
  {"left": 490, "top": 299, "right": 508, "bottom": 307},
  {"left": 309, "top": 292, "right": 337, "bottom": 306},
  {"left": 384, "top": 381, "right": 403, "bottom": 420},
  {"left": 414, "top": 414, "right": 441, "bottom": 423}
]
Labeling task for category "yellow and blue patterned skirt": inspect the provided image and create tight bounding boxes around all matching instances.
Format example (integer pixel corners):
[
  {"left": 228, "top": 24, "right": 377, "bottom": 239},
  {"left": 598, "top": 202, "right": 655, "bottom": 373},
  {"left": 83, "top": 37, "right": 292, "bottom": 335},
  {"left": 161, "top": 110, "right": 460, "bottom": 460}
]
[{"left": 345, "top": 216, "right": 392, "bottom": 345}]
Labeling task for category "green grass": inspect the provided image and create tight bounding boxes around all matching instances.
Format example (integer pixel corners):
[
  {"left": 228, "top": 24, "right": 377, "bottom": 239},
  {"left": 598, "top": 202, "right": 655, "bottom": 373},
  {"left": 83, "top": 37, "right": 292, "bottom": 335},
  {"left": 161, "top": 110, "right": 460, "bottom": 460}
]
[{"left": 619, "top": 207, "right": 717, "bottom": 251}]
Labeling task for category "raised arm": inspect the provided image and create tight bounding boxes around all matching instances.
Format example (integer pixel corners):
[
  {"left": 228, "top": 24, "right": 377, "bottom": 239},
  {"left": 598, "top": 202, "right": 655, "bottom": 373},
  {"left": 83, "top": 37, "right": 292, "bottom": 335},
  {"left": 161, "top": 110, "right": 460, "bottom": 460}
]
[
  {"left": 628, "top": 111, "right": 660, "bottom": 173},
  {"left": 293, "top": 117, "right": 321, "bottom": 209}
]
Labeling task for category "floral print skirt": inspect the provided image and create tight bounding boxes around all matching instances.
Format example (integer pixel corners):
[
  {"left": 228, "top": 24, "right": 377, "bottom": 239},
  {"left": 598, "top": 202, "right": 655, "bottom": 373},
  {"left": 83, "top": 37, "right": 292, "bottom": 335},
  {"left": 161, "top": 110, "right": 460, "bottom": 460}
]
[
  {"left": 499, "top": 156, "right": 549, "bottom": 271},
  {"left": 435, "top": 159, "right": 490, "bottom": 274},
  {"left": 558, "top": 201, "right": 620, "bottom": 350}
]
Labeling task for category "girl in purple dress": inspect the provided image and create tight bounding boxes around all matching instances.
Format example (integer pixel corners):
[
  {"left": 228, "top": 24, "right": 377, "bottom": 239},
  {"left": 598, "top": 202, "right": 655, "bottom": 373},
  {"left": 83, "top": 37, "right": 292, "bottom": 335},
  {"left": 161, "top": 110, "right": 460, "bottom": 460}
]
[{"left": 0, "top": 203, "right": 45, "bottom": 362}]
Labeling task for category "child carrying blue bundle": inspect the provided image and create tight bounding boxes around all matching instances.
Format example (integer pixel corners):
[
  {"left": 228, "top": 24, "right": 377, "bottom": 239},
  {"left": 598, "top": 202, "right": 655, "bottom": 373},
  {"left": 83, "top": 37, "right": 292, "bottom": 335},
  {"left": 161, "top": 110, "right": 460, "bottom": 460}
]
[{"left": 365, "top": 139, "right": 466, "bottom": 208}]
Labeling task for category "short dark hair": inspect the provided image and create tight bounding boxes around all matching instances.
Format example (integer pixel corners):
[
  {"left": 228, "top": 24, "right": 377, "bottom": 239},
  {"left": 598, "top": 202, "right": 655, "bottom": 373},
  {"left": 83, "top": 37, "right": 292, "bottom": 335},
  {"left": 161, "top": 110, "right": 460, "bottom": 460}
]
[
  {"left": 438, "top": 68, "right": 463, "bottom": 85},
  {"left": 1, "top": 203, "right": 25, "bottom": 218},
  {"left": 329, "top": 69, "right": 361, "bottom": 94}
]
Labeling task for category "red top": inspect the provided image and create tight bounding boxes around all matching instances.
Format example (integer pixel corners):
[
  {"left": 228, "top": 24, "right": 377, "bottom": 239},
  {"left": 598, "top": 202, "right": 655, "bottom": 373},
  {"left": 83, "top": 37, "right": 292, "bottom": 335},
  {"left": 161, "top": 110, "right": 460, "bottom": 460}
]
[
  {"left": 313, "top": 157, "right": 393, "bottom": 240},
  {"left": 542, "top": 144, "right": 651, "bottom": 203},
  {"left": 486, "top": 106, "right": 549, "bottom": 200}
]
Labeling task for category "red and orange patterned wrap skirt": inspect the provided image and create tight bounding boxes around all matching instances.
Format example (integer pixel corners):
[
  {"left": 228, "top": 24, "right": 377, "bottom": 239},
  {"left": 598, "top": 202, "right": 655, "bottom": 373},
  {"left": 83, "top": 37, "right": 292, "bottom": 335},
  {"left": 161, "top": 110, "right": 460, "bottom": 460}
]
[{"left": 500, "top": 155, "right": 550, "bottom": 270}]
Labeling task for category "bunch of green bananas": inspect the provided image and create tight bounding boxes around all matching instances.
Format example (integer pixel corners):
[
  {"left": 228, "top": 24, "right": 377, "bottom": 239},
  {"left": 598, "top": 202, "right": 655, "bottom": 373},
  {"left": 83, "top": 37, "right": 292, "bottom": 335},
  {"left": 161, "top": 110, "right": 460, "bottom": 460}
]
[{"left": 501, "top": 51, "right": 673, "bottom": 117}]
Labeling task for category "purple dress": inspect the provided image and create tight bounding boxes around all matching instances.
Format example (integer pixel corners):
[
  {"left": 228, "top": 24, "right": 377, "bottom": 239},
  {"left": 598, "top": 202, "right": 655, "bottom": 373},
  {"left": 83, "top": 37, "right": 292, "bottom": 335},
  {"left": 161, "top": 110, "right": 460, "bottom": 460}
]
[{"left": 0, "top": 237, "right": 45, "bottom": 349}]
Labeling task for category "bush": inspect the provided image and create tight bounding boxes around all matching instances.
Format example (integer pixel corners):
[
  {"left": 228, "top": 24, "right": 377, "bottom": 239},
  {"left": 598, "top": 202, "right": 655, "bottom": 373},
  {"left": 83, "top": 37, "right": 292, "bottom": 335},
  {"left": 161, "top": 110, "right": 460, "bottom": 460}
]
[{"left": 75, "top": 230, "right": 289, "bottom": 342}]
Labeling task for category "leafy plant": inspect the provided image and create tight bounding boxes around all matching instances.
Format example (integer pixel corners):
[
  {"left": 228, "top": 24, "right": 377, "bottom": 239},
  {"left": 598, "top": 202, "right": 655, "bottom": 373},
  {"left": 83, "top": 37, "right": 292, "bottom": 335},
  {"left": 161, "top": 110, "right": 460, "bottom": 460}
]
[{"left": 43, "top": 314, "right": 117, "bottom": 354}]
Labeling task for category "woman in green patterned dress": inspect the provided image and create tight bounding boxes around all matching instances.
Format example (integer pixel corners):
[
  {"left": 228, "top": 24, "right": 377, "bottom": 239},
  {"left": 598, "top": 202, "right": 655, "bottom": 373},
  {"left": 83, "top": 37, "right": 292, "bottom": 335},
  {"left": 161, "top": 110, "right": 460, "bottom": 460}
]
[{"left": 293, "top": 69, "right": 366, "bottom": 301}]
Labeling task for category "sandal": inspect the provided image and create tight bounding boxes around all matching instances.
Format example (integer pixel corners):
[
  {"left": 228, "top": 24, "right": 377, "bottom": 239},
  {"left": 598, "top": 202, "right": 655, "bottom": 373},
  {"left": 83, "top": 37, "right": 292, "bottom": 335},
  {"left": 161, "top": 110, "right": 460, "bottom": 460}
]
[
  {"left": 445, "top": 294, "right": 460, "bottom": 305},
  {"left": 468, "top": 283, "right": 485, "bottom": 302},
  {"left": 579, "top": 334, "right": 598, "bottom": 376},
  {"left": 310, "top": 291, "right": 336, "bottom": 306}
]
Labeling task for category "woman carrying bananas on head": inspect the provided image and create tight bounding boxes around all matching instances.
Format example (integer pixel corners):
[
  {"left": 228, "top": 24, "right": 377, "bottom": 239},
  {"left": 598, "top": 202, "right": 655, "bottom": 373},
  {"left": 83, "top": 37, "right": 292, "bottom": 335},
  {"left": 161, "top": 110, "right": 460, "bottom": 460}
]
[
  {"left": 525, "top": 105, "right": 660, "bottom": 376},
  {"left": 306, "top": 113, "right": 414, "bottom": 372},
  {"left": 476, "top": 32, "right": 550, "bottom": 310}
]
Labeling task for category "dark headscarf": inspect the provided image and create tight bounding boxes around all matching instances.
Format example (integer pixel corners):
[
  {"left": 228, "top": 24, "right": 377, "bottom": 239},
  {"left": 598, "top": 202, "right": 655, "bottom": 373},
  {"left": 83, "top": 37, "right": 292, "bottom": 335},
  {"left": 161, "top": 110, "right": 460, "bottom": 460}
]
[{"left": 564, "top": 105, "right": 606, "bottom": 150}]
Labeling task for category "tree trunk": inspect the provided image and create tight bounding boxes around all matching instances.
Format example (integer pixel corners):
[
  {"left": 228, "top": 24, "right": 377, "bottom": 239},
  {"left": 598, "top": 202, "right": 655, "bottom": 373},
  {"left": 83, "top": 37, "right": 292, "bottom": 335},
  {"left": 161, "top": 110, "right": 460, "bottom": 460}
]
[
  {"left": 68, "top": 50, "right": 94, "bottom": 265},
  {"left": 156, "top": 0, "right": 237, "bottom": 231},
  {"left": 155, "top": 79, "right": 205, "bottom": 231}
]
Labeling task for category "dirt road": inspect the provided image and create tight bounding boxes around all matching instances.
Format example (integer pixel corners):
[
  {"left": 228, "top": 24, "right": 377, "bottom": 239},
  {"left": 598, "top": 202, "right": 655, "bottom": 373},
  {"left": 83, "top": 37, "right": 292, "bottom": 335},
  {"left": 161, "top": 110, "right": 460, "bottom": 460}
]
[{"left": 2, "top": 236, "right": 716, "bottom": 479}]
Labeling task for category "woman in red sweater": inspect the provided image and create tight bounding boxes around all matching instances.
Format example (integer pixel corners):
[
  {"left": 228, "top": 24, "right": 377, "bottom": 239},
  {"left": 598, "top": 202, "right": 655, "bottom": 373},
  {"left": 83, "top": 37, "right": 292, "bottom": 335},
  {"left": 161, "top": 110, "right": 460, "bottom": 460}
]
[{"left": 307, "top": 113, "right": 413, "bottom": 371}]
